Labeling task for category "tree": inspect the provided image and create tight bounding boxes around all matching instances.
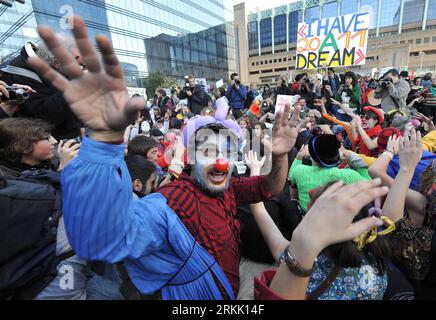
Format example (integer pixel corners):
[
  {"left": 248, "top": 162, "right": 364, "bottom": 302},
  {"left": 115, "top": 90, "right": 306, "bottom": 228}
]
[{"left": 142, "top": 72, "right": 177, "bottom": 98}]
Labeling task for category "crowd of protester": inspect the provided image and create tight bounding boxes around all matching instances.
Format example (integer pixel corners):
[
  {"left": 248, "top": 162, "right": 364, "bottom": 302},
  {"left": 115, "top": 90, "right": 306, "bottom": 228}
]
[{"left": 0, "top": 15, "right": 435, "bottom": 300}]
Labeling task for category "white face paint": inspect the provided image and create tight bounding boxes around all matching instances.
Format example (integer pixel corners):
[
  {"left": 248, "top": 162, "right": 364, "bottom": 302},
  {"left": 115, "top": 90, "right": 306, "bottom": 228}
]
[{"left": 193, "top": 130, "right": 237, "bottom": 195}]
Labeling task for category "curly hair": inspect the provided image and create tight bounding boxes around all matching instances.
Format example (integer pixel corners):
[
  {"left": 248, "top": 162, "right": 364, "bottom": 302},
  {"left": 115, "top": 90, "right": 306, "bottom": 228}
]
[{"left": 0, "top": 118, "right": 52, "bottom": 164}]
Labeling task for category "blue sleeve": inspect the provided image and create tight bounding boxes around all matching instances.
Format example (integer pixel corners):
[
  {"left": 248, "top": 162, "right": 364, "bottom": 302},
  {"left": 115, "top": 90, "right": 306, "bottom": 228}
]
[
  {"left": 61, "top": 137, "right": 167, "bottom": 263},
  {"left": 239, "top": 85, "right": 247, "bottom": 100},
  {"left": 226, "top": 86, "right": 232, "bottom": 100},
  {"left": 387, "top": 156, "right": 400, "bottom": 181}
]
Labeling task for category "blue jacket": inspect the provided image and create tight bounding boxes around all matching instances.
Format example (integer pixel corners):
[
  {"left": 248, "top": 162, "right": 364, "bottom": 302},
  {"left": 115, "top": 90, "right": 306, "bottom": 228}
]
[
  {"left": 387, "top": 150, "right": 436, "bottom": 191},
  {"left": 226, "top": 85, "right": 247, "bottom": 109},
  {"left": 61, "top": 138, "right": 234, "bottom": 300}
]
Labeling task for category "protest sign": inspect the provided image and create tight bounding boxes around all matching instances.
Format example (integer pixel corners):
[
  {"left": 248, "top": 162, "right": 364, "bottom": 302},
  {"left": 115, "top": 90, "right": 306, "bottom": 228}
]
[
  {"left": 216, "top": 79, "right": 224, "bottom": 89},
  {"left": 275, "top": 95, "right": 298, "bottom": 114},
  {"left": 296, "top": 12, "right": 370, "bottom": 70},
  {"left": 127, "top": 87, "right": 147, "bottom": 99}
]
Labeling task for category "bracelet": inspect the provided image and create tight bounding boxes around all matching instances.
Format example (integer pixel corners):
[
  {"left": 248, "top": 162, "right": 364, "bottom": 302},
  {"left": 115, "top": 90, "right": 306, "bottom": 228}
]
[
  {"left": 282, "top": 245, "right": 314, "bottom": 277},
  {"left": 382, "top": 151, "right": 394, "bottom": 159}
]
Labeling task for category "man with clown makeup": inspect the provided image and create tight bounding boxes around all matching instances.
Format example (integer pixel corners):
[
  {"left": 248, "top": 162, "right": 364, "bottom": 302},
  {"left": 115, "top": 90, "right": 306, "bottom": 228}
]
[
  {"left": 28, "top": 16, "right": 301, "bottom": 300},
  {"left": 157, "top": 97, "right": 301, "bottom": 298}
]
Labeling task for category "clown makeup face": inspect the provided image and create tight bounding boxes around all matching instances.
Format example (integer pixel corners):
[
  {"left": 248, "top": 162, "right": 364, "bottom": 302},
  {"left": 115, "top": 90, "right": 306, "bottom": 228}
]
[{"left": 193, "top": 130, "right": 238, "bottom": 195}]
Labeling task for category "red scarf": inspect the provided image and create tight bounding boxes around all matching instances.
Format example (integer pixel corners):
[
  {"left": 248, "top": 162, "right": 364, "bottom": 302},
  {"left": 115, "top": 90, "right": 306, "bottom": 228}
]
[{"left": 354, "top": 125, "right": 382, "bottom": 157}]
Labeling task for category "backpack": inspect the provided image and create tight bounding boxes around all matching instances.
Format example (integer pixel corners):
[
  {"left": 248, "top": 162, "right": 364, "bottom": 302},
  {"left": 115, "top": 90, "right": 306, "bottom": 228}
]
[{"left": 0, "top": 169, "right": 73, "bottom": 300}]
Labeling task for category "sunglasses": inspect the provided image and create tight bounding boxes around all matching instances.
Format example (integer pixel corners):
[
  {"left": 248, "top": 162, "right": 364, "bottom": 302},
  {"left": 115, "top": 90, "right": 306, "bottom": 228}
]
[{"left": 360, "top": 113, "right": 376, "bottom": 121}]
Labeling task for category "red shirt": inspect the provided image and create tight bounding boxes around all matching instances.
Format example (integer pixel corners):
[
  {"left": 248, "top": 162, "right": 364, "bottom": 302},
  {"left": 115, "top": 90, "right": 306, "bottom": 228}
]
[{"left": 157, "top": 173, "right": 273, "bottom": 298}]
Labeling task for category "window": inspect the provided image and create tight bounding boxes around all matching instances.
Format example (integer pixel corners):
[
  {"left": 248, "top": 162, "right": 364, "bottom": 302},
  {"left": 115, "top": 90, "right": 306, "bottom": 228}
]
[
  {"left": 433, "top": 36, "right": 436, "bottom": 42},
  {"left": 416, "top": 38, "right": 422, "bottom": 44},
  {"left": 408, "top": 39, "right": 414, "bottom": 44},
  {"left": 424, "top": 37, "right": 430, "bottom": 43},
  {"left": 378, "top": 0, "right": 400, "bottom": 28},
  {"left": 427, "top": 0, "right": 436, "bottom": 20},
  {"left": 274, "top": 14, "right": 286, "bottom": 46},
  {"left": 322, "top": 1, "right": 338, "bottom": 19},
  {"left": 305, "top": 6, "right": 320, "bottom": 23},
  {"left": 262, "top": 69, "right": 273, "bottom": 73},
  {"left": 256, "top": 61, "right": 259, "bottom": 65},
  {"left": 278, "top": 58, "right": 282, "bottom": 62},
  {"left": 249, "top": 71, "right": 260, "bottom": 75},
  {"left": 402, "top": 0, "right": 425, "bottom": 25},
  {"left": 269, "top": 60, "right": 272, "bottom": 63},
  {"left": 261, "top": 61, "right": 264, "bottom": 65},
  {"left": 341, "top": 0, "right": 358, "bottom": 16},
  {"left": 252, "top": 62, "right": 255, "bottom": 66},
  {"left": 275, "top": 67, "right": 287, "bottom": 72},
  {"left": 248, "top": 21, "right": 259, "bottom": 51},
  {"left": 400, "top": 40, "right": 405, "bottom": 44},
  {"left": 288, "top": 10, "right": 302, "bottom": 43},
  {"left": 360, "top": 0, "right": 379, "bottom": 29},
  {"left": 260, "top": 18, "right": 272, "bottom": 48},
  {"left": 274, "top": 59, "right": 277, "bottom": 63}
]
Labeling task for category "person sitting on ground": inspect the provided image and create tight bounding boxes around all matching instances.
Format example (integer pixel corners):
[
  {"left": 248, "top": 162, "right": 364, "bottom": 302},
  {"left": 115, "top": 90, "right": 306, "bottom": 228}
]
[
  {"left": 350, "top": 106, "right": 384, "bottom": 157},
  {"left": 289, "top": 134, "right": 371, "bottom": 212}
]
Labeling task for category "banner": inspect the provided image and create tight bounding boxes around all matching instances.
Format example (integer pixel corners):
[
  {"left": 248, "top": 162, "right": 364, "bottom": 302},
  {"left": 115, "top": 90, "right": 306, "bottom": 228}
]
[
  {"left": 296, "top": 12, "right": 370, "bottom": 70},
  {"left": 275, "top": 95, "right": 298, "bottom": 114}
]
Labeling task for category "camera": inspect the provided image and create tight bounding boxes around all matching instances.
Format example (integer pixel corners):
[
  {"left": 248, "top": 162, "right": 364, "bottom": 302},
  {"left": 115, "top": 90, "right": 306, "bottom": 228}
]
[
  {"left": 0, "top": 86, "right": 29, "bottom": 102},
  {"left": 379, "top": 77, "right": 393, "bottom": 87},
  {"left": 62, "top": 137, "right": 81, "bottom": 147},
  {"left": 183, "top": 76, "right": 192, "bottom": 91}
]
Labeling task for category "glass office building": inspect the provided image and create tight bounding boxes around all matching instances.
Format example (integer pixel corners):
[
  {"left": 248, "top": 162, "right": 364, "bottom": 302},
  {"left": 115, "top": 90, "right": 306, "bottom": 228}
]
[
  {"left": 247, "top": 0, "right": 436, "bottom": 57},
  {"left": 0, "top": 0, "right": 235, "bottom": 86}
]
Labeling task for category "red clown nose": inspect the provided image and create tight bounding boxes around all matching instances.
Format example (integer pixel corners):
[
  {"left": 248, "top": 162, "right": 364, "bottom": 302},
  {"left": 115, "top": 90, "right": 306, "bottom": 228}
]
[{"left": 214, "top": 159, "right": 229, "bottom": 172}]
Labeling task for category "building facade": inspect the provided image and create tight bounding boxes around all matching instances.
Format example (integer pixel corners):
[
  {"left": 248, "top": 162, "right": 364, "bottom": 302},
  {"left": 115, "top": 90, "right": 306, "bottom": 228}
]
[
  {"left": 234, "top": 0, "right": 436, "bottom": 86},
  {"left": 0, "top": 0, "right": 235, "bottom": 86}
]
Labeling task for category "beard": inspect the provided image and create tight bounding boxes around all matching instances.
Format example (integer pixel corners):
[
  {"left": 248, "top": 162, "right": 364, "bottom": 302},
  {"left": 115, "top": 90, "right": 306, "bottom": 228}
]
[{"left": 193, "top": 162, "right": 233, "bottom": 196}]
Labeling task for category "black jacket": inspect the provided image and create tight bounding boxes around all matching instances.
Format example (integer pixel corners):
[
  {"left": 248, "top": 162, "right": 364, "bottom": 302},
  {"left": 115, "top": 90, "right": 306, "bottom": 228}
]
[
  {"left": 276, "top": 84, "right": 293, "bottom": 96},
  {"left": 178, "top": 86, "right": 210, "bottom": 115},
  {"left": 3, "top": 46, "right": 81, "bottom": 140}
]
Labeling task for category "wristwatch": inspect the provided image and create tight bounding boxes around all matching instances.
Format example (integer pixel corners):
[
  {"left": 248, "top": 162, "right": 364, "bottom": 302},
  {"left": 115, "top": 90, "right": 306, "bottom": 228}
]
[{"left": 282, "top": 246, "right": 314, "bottom": 277}]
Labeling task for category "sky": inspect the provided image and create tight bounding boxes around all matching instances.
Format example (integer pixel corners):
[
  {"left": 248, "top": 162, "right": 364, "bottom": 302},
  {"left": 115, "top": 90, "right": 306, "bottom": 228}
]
[{"left": 233, "top": 0, "right": 297, "bottom": 12}]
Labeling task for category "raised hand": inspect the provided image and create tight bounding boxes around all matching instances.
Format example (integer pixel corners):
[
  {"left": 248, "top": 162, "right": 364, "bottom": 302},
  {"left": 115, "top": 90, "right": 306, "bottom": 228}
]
[
  {"left": 27, "top": 16, "right": 144, "bottom": 141},
  {"left": 295, "top": 179, "right": 388, "bottom": 254},
  {"left": 267, "top": 103, "right": 301, "bottom": 156},
  {"left": 244, "top": 150, "right": 266, "bottom": 176},
  {"left": 398, "top": 129, "right": 422, "bottom": 172}
]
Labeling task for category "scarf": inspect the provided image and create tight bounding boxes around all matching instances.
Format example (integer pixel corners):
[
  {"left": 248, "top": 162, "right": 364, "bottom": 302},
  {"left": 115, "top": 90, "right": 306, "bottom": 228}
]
[
  {"left": 354, "top": 125, "right": 382, "bottom": 157},
  {"left": 429, "top": 85, "right": 436, "bottom": 97}
]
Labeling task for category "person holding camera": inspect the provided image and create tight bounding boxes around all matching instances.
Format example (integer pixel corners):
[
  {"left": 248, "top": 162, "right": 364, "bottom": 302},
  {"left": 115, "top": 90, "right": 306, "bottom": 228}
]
[
  {"left": 2, "top": 40, "right": 84, "bottom": 140},
  {"left": 0, "top": 80, "right": 35, "bottom": 119},
  {"left": 291, "top": 73, "right": 310, "bottom": 98},
  {"left": 226, "top": 72, "right": 247, "bottom": 119},
  {"left": 276, "top": 74, "right": 292, "bottom": 96},
  {"left": 374, "top": 68, "right": 411, "bottom": 113},
  {"left": 333, "top": 71, "right": 361, "bottom": 121},
  {"left": 177, "top": 74, "right": 210, "bottom": 116}
]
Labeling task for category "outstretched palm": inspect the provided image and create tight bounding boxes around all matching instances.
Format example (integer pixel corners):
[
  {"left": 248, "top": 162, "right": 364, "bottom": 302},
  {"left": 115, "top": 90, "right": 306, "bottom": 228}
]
[
  {"left": 267, "top": 103, "right": 301, "bottom": 156},
  {"left": 28, "top": 16, "right": 143, "bottom": 135}
]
